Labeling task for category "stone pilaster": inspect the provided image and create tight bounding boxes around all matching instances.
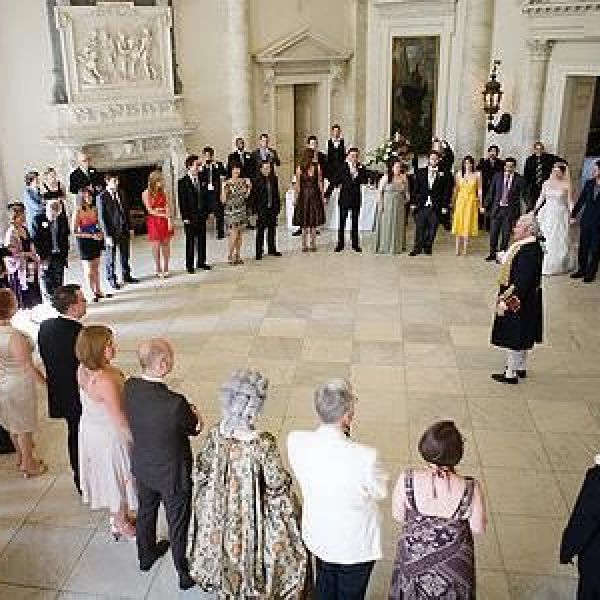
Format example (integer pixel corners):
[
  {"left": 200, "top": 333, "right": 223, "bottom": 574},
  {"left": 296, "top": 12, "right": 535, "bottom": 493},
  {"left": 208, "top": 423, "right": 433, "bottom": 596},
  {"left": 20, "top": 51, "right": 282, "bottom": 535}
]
[
  {"left": 522, "top": 39, "right": 553, "bottom": 146},
  {"left": 226, "top": 0, "right": 253, "bottom": 141},
  {"left": 454, "top": 0, "right": 494, "bottom": 162}
]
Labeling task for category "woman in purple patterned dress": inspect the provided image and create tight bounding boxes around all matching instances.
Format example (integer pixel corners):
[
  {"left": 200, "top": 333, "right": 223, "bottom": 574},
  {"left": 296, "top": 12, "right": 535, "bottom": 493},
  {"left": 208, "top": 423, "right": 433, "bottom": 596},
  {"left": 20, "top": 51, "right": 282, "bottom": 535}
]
[{"left": 389, "top": 421, "right": 487, "bottom": 599}]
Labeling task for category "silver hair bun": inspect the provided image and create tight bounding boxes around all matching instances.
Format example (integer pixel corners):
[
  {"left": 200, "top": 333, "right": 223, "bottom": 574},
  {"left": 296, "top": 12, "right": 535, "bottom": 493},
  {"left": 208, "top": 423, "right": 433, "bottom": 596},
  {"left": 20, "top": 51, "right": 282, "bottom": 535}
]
[{"left": 219, "top": 369, "right": 269, "bottom": 434}]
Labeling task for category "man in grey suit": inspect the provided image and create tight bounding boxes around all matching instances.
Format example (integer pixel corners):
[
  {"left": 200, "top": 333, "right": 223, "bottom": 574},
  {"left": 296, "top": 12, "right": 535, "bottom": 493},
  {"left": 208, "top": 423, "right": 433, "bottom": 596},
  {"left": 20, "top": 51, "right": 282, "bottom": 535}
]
[
  {"left": 486, "top": 157, "right": 525, "bottom": 261},
  {"left": 22, "top": 171, "right": 44, "bottom": 234}
]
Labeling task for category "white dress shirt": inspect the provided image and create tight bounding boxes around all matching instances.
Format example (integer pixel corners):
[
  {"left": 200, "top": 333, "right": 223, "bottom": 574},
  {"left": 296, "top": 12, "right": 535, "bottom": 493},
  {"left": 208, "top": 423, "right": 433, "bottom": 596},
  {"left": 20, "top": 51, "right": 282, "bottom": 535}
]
[{"left": 287, "top": 424, "right": 388, "bottom": 564}]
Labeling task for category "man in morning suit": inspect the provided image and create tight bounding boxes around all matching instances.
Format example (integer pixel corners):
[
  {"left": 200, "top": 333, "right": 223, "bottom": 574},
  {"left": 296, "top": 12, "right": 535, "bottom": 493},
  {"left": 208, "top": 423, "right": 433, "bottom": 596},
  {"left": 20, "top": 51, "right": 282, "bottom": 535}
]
[
  {"left": 253, "top": 133, "right": 281, "bottom": 173},
  {"left": 485, "top": 157, "right": 525, "bottom": 261},
  {"left": 251, "top": 160, "right": 282, "bottom": 260},
  {"left": 97, "top": 174, "right": 139, "bottom": 290},
  {"left": 324, "top": 124, "right": 346, "bottom": 200},
  {"left": 38, "top": 285, "right": 87, "bottom": 492},
  {"left": 523, "top": 141, "right": 562, "bottom": 211},
  {"left": 178, "top": 154, "right": 211, "bottom": 274},
  {"left": 227, "top": 137, "right": 255, "bottom": 179},
  {"left": 124, "top": 338, "right": 202, "bottom": 591},
  {"left": 69, "top": 152, "right": 104, "bottom": 197},
  {"left": 200, "top": 146, "right": 227, "bottom": 239},
  {"left": 409, "top": 150, "right": 453, "bottom": 256},
  {"left": 571, "top": 159, "right": 600, "bottom": 283},
  {"left": 31, "top": 200, "right": 70, "bottom": 301},
  {"left": 335, "top": 147, "right": 368, "bottom": 253}
]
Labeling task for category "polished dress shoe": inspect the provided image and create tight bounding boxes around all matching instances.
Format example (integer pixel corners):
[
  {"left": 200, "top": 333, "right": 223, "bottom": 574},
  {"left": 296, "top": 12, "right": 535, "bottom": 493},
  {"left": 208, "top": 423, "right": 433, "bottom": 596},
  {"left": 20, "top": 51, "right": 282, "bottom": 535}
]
[
  {"left": 292, "top": 228, "right": 302, "bottom": 237},
  {"left": 268, "top": 251, "right": 282, "bottom": 257},
  {"left": 139, "top": 540, "right": 170, "bottom": 571},
  {"left": 179, "top": 572, "right": 196, "bottom": 590},
  {"left": 109, "top": 280, "right": 122, "bottom": 290},
  {"left": 424, "top": 248, "right": 432, "bottom": 255},
  {"left": 485, "top": 255, "right": 496, "bottom": 262},
  {"left": 123, "top": 276, "right": 140, "bottom": 284},
  {"left": 570, "top": 271, "right": 585, "bottom": 279},
  {"left": 584, "top": 275, "right": 596, "bottom": 283},
  {"left": 186, "top": 268, "right": 195, "bottom": 274},
  {"left": 491, "top": 373, "right": 518, "bottom": 384},
  {"left": 517, "top": 370, "right": 527, "bottom": 379},
  {"left": 197, "top": 264, "right": 212, "bottom": 271},
  {"left": 353, "top": 246, "right": 362, "bottom": 253},
  {"left": 334, "top": 245, "right": 344, "bottom": 253},
  {"left": 409, "top": 249, "right": 421, "bottom": 257},
  {"left": 217, "top": 233, "right": 225, "bottom": 240},
  {"left": 256, "top": 254, "right": 263, "bottom": 261}
]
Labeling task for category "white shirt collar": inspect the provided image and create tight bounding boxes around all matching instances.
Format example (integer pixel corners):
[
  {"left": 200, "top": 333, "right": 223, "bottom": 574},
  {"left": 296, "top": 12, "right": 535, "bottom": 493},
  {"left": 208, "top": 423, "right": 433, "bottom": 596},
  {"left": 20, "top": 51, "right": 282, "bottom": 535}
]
[
  {"left": 141, "top": 374, "right": 164, "bottom": 383},
  {"left": 58, "top": 313, "right": 81, "bottom": 323},
  {"left": 316, "top": 423, "right": 346, "bottom": 439}
]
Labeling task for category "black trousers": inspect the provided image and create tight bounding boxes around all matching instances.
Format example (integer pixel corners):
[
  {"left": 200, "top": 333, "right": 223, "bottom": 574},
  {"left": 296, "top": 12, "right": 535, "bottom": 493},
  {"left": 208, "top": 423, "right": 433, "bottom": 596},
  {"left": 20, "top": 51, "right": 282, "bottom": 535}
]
[
  {"left": 489, "top": 208, "right": 514, "bottom": 255},
  {"left": 40, "top": 255, "right": 65, "bottom": 301},
  {"left": 65, "top": 414, "right": 81, "bottom": 492},
  {"left": 413, "top": 206, "right": 439, "bottom": 252},
  {"left": 206, "top": 192, "right": 224, "bottom": 237},
  {"left": 578, "top": 224, "right": 600, "bottom": 278},
  {"left": 338, "top": 204, "right": 360, "bottom": 249},
  {"left": 256, "top": 212, "right": 277, "bottom": 258},
  {"left": 105, "top": 234, "right": 131, "bottom": 284},
  {"left": 136, "top": 479, "right": 191, "bottom": 576},
  {"left": 314, "top": 558, "right": 375, "bottom": 600},
  {"left": 183, "top": 220, "right": 207, "bottom": 270}
]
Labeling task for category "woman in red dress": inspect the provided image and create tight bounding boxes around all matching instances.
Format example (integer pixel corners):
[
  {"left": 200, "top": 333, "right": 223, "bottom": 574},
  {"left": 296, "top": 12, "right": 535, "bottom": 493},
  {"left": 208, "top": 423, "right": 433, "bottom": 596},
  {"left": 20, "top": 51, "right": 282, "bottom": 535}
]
[{"left": 142, "top": 170, "right": 173, "bottom": 278}]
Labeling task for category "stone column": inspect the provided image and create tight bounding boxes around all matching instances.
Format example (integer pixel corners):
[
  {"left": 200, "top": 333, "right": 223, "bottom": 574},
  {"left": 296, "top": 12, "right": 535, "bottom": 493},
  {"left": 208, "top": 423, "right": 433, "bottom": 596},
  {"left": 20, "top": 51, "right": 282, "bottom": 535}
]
[
  {"left": 454, "top": 0, "right": 494, "bottom": 161},
  {"left": 226, "top": 0, "right": 253, "bottom": 141},
  {"left": 46, "top": 0, "right": 68, "bottom": 104},
  {"left": 522, "top": 39, "right": 553, "bottom": 147}
]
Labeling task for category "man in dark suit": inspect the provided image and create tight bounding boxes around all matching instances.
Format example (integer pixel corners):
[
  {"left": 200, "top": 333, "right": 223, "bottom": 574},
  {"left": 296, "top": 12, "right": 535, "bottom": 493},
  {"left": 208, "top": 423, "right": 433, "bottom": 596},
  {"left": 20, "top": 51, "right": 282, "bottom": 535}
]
[
  {"left": 409, "top": 150, "right": 453, "bottom": 256},
  {"left": 69, "top": 152, "right": 103, "bottom": 197},
  {"left": 324, "top": 124, "right": 346, "bottom": 200},
  {"left": 253, "top": 133, "right": 281, "bottom": 173},
  {"left": 523, "top": 141, "right": 562, "bottom": 211},
  {"left": 178, "top": 154, "right": 211, "bottom": 274},
  {"left": 97, "top": 174, "right": 139, "bottom": 289},
  {"left": 38, "top": 284, "right": 87, "bottom": 492},
  {"left": 571, "top": 159, "right": 600, "bottom": 283},
  {"left": 485, "top": 157, "right": 524, "bottom": 261},
  {"left": 251, "top": 160, "right": 282, "bottom": 260},
  {"left": 200, "top": 146, "right": 227, "bottom": 239},
  {"left": 335, "top": 147, "right": 368, "bottom": 253},
  {"left": 31, "top": 200, "right": 70, "bottom": 301},
  {"left": 124, "top": 338, "right": 201, "bottom": 591},
  {"left": 477, "top": 144, "right": 505, "bottom": 230},
  {"left": 227, "top": 136, "right": 255, "bottom": 179}
]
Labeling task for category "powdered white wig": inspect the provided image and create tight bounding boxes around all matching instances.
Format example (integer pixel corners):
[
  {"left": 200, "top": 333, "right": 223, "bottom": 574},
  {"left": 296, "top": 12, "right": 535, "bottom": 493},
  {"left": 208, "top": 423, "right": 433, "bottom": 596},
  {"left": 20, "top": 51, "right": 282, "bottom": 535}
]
[
  {"left": 518, "top": 211, "right": 542, "bottom": 239},
  {"left": 219, "top": 369, "right": 268, "bottom": 434}
]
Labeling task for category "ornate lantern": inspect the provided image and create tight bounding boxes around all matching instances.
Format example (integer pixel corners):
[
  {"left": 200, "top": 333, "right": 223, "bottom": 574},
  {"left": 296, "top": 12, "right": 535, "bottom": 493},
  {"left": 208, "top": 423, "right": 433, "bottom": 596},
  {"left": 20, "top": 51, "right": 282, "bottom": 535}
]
[{"left": 483, "top": 60, "right": 511, "bottom": 134}]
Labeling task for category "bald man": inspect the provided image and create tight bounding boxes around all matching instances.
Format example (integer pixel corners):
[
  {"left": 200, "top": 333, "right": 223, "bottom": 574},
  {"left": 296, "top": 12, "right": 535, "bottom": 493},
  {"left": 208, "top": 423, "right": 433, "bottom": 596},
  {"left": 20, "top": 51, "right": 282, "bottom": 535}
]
[
  {"left": 69, "top": 152, "right": 103, "bottom": 197},
  {"left": 124, "top": 338, "right": 202, "bottom": 590}
]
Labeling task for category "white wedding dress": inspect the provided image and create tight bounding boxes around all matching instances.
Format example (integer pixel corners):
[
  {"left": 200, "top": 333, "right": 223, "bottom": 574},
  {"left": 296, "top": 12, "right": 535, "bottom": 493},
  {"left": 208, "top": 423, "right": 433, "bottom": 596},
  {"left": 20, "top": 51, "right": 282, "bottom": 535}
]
[{"left": 536, "top": 183, "right": 571, "bottom": 275}]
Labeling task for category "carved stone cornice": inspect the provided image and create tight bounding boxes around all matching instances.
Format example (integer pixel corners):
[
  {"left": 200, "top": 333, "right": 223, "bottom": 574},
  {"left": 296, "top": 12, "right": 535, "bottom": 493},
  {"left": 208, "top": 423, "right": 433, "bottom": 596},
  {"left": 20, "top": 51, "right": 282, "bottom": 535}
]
[
  {"left": 526, "top": 38, "right": 555, "bottom": 60},
  {"left": 522, "top": 1, "right": 600, "bottom": 15}
]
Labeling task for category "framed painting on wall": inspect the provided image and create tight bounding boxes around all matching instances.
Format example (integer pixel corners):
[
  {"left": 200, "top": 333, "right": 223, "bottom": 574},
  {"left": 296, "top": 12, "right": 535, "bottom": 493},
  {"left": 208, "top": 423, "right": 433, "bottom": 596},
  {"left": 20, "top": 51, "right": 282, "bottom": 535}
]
[{"left": 391, "top": 36, "right": 439, "bottom": 154}]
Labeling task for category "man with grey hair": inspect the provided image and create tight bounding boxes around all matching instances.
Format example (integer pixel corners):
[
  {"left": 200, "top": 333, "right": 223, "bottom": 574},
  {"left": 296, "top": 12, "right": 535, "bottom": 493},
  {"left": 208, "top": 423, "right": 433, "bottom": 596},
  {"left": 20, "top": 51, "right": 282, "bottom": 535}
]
[
  {"left": 491, "top": 212, "right": 544, "bottom": 383},
  {"left": 287, "top": 379, "right": 388, "bottom": 600},
  {"left": 124, "top": 338, "right": 202, "bottom": 590}
]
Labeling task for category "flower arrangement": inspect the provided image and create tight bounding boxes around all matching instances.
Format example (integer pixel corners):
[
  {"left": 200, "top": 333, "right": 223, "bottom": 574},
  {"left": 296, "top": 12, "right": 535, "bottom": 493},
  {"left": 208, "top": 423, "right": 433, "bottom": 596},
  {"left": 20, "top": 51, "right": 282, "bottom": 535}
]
[{"left": 365, "top": 132, "right": 411, "bottom": 167}]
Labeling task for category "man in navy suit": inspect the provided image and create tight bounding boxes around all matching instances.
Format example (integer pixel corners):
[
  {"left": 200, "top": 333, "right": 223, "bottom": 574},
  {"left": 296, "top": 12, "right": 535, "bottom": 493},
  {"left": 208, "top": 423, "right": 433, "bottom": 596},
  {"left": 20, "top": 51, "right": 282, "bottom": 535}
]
[{"left": 571, "top": 159, "right": 600, "bottom": 283}]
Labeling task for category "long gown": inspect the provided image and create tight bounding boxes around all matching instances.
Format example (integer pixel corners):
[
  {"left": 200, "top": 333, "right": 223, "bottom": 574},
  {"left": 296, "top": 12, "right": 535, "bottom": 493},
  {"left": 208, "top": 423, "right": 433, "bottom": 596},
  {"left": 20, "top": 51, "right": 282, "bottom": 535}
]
[
  {"left": 452, "top": 177, "right": 479, "bottom": 237},
  {"left": 536, "top": 183, "right": 571, "bottom": 275},
  {"left": 375, "top": 180, "right": 408, "bottom": 254}
]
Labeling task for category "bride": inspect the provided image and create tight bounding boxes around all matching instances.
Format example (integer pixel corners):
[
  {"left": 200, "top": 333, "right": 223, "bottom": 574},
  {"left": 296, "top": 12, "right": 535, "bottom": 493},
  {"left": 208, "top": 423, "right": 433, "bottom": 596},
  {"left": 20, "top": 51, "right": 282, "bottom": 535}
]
[{"left": 535, "top": 162, "right": 573, "bottom": 275}]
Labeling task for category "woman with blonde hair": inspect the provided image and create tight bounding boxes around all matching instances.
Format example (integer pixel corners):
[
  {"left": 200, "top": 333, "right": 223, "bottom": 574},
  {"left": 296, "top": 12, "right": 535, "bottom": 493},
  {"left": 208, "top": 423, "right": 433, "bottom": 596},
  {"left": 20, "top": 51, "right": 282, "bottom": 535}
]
[
  {"left": 76, "top": 325, "right": 137, "bottom": 540},
  {"left": 0, "top": 289, "right": 47, "bottom": 477},
  {"left": 143, "top": 170, "right": 173, "bottom": 277}
]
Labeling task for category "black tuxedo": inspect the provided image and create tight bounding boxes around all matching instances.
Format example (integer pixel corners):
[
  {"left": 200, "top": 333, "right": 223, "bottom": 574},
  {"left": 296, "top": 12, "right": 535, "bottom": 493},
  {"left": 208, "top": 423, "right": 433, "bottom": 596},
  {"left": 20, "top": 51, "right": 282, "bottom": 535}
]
[
  {"left": 31, "top": 212, "right": 70, "bottom": 299},
  {"left": 69, "top": 166, "right": 103, "bottom": 196},
  {"left": 337, "top": 162, "right": 368, "bottom": 249},
  {"left": 178, "top": 174, "right": 208, "bottom": 271},
  {"left": 227, "top": 149, "right": 255, "bottom": 179},
  {"left": 478, "top": 157, "right": 505, "bottom": 201},
  {"left": 411, "top": 166, "right": 453, "bottom": 253},
  {"left": 560, "top": 465, "right": 600, "bottom": 598},
  {"left": 572, "top": 178, "right": 600, "bottom": 279},
  {"left": 200, "top": 161, "right": 227, "bottom": 238},
  {"left": 38, "top": 316, "right": 83, "bottom": 491},
  {"left": 124, "top": 377, "right": 199, "bottom": 577},
  {"left": 97, "top": 188, "right": 132, "bottom": 284},
  {"left": 251, "top": 173, "right": 280, "bottom": 258},
  {"left": 325, "top": 138, "right": 346, "bottom": 198},
  {"left": 487, "top": 172, "right": 525, "bottom": 256},
  {"left": 523, "top": 152, "right": 562, "bottom": 210}
]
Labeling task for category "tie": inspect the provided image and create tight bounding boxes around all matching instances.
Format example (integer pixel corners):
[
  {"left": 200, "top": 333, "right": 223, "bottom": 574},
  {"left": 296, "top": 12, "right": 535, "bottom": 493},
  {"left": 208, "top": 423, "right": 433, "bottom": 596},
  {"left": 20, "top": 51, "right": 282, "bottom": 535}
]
[
  {"left": 501, "top": 177, "right": 509, "bottom": 206},
  {"left": 535, "top": 158, "right": 543, "bottom": 188}
]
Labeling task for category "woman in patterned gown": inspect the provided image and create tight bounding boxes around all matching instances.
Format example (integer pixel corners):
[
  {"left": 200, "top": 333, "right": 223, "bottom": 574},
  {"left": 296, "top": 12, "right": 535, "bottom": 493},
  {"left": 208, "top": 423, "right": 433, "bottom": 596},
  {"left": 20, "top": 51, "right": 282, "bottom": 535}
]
[
  {"left": 389, "top": 421, "right": 487, "bottom": 599},
  {"left": 187, "top": 369, "right": 307, "bottom": 599},
  {"left": 222, "top": 162, "right": 251, "bottom": 265}
]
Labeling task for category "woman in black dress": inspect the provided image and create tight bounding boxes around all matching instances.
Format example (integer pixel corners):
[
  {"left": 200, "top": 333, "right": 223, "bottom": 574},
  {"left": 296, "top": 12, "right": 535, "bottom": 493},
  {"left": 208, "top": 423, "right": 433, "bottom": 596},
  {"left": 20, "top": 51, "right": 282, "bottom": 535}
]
[{"left": 292, "top": 148, "right": 325, "bottom": 252}]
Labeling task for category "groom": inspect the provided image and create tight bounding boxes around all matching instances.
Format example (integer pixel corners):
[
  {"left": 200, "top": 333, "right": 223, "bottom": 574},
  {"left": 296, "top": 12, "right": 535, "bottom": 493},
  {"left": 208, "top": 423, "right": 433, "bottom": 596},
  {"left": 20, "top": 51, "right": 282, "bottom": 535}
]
[{"left": 409, "top": 150, "right": 453, "bottom": 256}]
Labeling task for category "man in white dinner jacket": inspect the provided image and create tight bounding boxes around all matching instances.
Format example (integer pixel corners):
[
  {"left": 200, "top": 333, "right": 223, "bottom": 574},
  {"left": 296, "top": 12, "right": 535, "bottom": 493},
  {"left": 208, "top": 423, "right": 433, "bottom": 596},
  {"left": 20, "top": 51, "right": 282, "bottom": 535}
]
[{"left": 287, "top": 379, "right": 388, "bottom": 600}]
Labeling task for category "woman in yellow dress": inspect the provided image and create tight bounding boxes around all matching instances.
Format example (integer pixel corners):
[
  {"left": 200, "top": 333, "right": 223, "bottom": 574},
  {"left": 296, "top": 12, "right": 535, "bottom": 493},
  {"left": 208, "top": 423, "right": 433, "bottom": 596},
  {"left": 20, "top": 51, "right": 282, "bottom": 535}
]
[{"left": 452, "top": 155, "right": 483, "bottom": 256}]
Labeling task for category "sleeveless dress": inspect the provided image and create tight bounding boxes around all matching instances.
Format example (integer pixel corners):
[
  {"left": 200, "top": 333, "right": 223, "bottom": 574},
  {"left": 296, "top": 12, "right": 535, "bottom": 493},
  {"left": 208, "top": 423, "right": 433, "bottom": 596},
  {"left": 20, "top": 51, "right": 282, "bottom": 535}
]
[
  {"left": 536, "top": 184, "right": 571, "bottom": 275},
  {"left": 292, "top": 168, "right": 325, "bottom": 228},
  {"left": 76, "top": 208, "right": 103, "bottom": 261},
  {"left": 0, "top": 325, "right": 37, "bottom": 434},
  {"left": 146, "top": 191, "right": 172, "bottom": 242},
  {"left": 452, "top": 177, "right": 480, "bottom": 237},
  {"left": 3, "top": 225, "right": 42, "bottom": 309},
  {"left": 389, "top": 470, "right": 476, "bottom": 600},
  {"left": 223, "top": 179, "right": 249, "bottom": 229},
  {"left": 375, "top": 180, "right": 408, "bottom": 254},
  {"left": 78, "top": 388, "right": 137, "bottom": 513}
]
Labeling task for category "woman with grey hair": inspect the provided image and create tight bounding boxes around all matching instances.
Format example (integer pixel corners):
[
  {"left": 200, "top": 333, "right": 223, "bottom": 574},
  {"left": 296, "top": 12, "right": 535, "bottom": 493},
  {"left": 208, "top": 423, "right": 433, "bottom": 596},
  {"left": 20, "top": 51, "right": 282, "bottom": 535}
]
[{"left": 187, "top": 369, "right": 308, "bottom": 598}]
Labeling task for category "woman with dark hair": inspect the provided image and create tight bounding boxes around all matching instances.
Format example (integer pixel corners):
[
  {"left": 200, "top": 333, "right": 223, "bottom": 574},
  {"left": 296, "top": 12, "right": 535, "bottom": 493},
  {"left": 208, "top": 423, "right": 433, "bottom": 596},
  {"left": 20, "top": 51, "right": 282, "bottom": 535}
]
[
  {"left": 389, "top": 421, "right": 486, "bottom": 599},
  {"left": 292, "top": 147, "right": 325, "bottom": 252},
  {"left": 222, "top": 160, "right": 251, "bottom": 264},
  {"left": 375, "top": 158, "right": 410, "bottom": 254},
  {"left": 452, "top": 155, "right": 483, "bottom": 256}
]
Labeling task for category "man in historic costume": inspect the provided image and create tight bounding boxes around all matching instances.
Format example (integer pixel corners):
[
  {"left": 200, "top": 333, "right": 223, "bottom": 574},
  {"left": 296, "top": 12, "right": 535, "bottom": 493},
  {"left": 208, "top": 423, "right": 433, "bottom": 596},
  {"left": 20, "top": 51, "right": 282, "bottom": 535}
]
[{"left": 491, "top": 213, "right": 544, "bottom": 384}]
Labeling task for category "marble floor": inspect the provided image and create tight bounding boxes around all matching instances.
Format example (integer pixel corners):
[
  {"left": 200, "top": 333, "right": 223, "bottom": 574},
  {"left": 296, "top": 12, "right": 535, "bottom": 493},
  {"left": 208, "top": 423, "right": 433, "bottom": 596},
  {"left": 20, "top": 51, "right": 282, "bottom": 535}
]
[{"left": 1, "top": 222, "right": 598, "bottom": 600}]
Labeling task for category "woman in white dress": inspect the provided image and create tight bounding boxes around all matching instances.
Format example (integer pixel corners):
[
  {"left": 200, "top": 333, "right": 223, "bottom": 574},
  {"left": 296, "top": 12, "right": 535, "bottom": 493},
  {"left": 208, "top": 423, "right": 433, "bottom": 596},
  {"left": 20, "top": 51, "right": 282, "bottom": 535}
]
[
  {"left": 75, "top": 325, "right": 137, "bottom": 540},
  {"left": 535, "top": 162, "right": 573, "bottom": 275},
  {"left": 0, "top": 289, "right": 47, "bottom": 477}
]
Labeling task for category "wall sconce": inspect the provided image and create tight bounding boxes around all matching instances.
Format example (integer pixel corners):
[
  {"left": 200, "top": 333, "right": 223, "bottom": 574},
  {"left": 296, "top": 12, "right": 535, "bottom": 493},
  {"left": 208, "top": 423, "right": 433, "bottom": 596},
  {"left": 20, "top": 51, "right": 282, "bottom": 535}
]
[{"left": 483, "top": 60, "right": 511, "bottom": 134}]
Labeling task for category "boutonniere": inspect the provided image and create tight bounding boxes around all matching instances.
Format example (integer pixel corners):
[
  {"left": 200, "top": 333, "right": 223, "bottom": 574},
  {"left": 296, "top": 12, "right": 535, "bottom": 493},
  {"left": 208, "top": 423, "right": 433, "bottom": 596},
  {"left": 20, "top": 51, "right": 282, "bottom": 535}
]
[
  {"left": 438, "top": 171, "right": 444, "bottom": 177},
  {"left": 42, "top": 221, "right": 49, "bottom": 228}
]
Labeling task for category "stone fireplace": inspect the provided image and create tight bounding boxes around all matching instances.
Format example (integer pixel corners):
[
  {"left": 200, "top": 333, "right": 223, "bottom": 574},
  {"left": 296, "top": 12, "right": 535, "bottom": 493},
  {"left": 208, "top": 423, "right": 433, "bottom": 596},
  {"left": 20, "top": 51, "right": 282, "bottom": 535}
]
[{"left": 45, "top": 1, "right": 192, "bottom": 217}]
